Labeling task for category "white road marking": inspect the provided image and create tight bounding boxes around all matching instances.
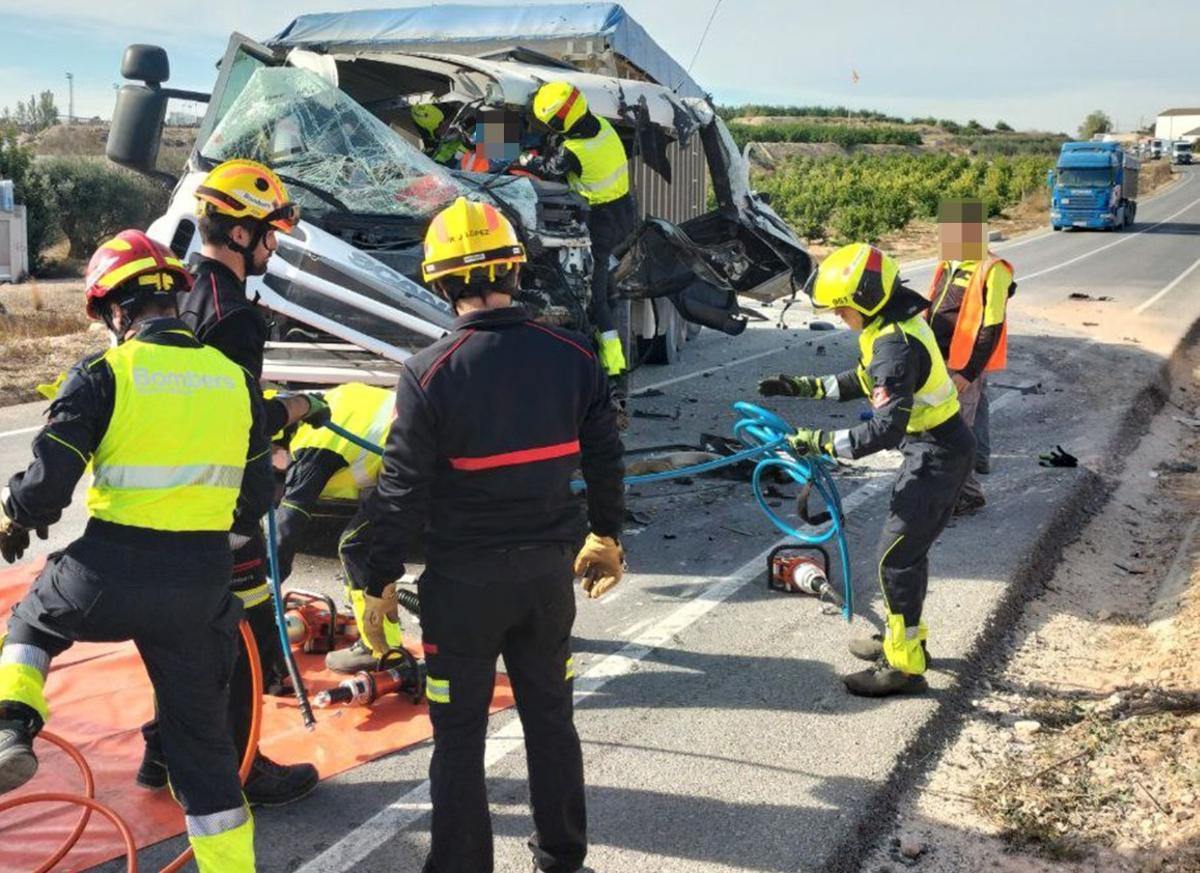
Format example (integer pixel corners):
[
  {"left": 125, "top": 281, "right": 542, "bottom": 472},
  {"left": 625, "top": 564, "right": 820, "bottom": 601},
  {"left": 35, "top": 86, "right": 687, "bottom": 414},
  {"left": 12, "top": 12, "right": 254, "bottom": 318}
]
[
  {"left": 0, "top": 425, "right": 40, "bottom": 441},
  {"left": 1133, "top": 253, "right": 1200, "bottom": 315},
  {"left": 294, "top": 471, "right": 896, "bottom": 873},
  {"left": 1020, "top": 191, "right": 1200, "bottom": 283},
  {"left": 634, "top": 346, "right": 794, "bottom": 395}
]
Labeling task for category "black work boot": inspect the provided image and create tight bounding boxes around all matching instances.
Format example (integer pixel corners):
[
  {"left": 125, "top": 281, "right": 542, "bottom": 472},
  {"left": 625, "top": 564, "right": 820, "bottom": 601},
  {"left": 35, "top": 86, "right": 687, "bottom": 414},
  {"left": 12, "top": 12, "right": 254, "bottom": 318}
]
[
  {"left": 843, "top": 662, "right": 928, "bottom": 698},
  {"left": 953, "top": 493, "right": 986, "bottom": 516},
  {"left": 243, "top": 752, "right": 319, "bottom": 807},
  {"left": 136, "top": 742, "right": 169, "bottom": 790},
  {"left": 848, "top": 634, "right": 931, "bottom": 665},
  {"left": 0, "top": 702, "right": 43, "bottom": 795}
]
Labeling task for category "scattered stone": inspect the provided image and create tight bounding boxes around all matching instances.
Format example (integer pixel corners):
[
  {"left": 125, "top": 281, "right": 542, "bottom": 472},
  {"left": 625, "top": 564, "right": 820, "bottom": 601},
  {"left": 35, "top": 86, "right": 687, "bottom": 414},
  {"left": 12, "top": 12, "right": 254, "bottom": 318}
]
[
  {"left": 1013, "top": 720, "right": 1041, "bottom": 739},
  {"left": 1154, "top": 460, "right": 1198, "bottom": 474},
  {"left": 898, "top": 836, "right": 925, "bottom": 859}
]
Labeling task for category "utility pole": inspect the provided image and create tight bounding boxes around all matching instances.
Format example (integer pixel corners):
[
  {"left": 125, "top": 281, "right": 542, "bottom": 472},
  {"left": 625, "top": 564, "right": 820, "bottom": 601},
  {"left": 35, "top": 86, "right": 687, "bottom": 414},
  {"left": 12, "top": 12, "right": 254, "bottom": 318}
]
[{"left": 65, "top": 72, "right": 74, "bottom": 125}]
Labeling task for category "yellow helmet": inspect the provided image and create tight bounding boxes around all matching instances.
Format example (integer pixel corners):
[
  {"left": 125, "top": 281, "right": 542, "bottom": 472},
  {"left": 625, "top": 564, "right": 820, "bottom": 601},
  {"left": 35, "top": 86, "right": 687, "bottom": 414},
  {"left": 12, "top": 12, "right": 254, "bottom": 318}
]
[
  {"left": 808, "top": 243, "right": 898, "bottom": 317},
  {"left": 194, "top": 158, "right": 299, "bottom": 231},
  {"left": 411, "top": 104, "right": 446, "bottom": 136},
  {"left": 421, "top": 197, "right": 526, "bottom": 285},
  {"left": 532, "top": 81, "right": 588, "bottom": 133}
]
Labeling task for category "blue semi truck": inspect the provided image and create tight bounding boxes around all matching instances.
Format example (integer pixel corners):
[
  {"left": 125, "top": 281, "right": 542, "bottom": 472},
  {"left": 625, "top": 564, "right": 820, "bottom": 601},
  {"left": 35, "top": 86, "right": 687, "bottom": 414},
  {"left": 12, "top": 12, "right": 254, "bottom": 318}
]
[{"left": 1049, "top": 141, "right": 1139, "bottom": 231}]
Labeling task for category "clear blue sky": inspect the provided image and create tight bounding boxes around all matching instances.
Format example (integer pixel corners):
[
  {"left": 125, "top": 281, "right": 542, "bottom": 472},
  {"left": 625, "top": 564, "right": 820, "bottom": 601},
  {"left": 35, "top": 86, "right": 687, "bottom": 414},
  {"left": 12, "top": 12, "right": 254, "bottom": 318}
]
[{"left": 1, "top": 0, "right": 1196, "bottom": 133}]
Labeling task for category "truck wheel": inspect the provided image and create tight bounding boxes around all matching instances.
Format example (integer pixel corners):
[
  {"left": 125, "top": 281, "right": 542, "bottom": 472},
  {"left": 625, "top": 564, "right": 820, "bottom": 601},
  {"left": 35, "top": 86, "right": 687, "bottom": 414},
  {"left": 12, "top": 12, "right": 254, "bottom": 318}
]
[
  {"left": 643, "top": 301, "right": 687, "bottom": 365},
  {"left": 1052, "top": 225, "right": 1063, "bottom": 232}
]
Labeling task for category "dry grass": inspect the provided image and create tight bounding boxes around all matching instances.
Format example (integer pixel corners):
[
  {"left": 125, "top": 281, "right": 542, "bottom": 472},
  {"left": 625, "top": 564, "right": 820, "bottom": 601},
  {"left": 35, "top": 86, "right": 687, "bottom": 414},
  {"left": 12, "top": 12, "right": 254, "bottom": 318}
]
[{"left": 0, "top": 278, "right": 105, "bottom": 406}]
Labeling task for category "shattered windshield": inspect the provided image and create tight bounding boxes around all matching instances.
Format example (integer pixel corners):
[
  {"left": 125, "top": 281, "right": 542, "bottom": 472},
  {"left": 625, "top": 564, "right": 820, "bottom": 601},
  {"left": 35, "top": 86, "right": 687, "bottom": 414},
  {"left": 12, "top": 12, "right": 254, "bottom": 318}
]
[{"left": 200, "top": 67, "right": 468, "bottom": 218}]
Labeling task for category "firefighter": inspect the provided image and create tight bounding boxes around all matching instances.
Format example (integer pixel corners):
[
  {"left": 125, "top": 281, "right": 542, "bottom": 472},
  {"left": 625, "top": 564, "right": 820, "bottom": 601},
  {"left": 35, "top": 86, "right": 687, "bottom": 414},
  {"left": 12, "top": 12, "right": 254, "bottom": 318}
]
[
  {"left": 412, "top": 104, "right": 470, "bottom": 167},
  {"left": 522, "top": 81, "right": 637, "bottom": 385},
  {"left": 758, "top": 244, "right": 974, "bottom": 697},
  {"left": 272, "top": 382, "right": 404, "bottom": 674},
  {"left": 143, "top": 157, "right": 323, "bottom": 806},
  {"left": 366, "top": 197, "right": 625, "bottom": 872},
  {"left": 0, "top": 230, "right": 273, "bottom": 868},
  {"left": 927, "top": 198, "right": 1013, "bottom": 514}
]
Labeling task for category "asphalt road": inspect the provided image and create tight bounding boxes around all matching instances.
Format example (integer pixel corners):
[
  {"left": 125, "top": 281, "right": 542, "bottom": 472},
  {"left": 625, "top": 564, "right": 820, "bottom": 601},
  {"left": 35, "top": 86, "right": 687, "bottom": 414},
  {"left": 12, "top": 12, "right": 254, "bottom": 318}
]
[{"left": 3, "top": 167, "right": 1200, "bottom": 872}]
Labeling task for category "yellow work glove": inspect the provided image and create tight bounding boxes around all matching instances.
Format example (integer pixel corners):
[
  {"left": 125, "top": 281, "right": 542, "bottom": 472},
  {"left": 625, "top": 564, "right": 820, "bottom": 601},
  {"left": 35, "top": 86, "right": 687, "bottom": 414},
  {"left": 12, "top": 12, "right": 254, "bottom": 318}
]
[
  {"left": 573, "top": 533, "right": 624, "bottom": 599},
  {"left": 361, "top": 583, "right": 399, "bottom": 656}
]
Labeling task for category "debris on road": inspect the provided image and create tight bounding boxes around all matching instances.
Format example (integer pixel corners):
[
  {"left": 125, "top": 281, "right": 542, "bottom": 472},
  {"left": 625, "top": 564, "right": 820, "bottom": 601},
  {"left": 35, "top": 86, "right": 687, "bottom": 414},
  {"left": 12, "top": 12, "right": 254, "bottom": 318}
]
[{"left": 1068, "top": 292, "right": 1115, "bottom": 301}]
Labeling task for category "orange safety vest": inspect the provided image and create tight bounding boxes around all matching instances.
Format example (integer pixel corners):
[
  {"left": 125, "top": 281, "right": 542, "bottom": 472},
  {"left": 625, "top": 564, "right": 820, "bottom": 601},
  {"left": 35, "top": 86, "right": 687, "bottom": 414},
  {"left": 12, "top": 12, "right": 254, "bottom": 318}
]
[
  {"left": 460, "top": 149, "right": 491, "bottom": 172},
  {"left": 926, "top": 257, "right": 1012, "bottom": 373}
]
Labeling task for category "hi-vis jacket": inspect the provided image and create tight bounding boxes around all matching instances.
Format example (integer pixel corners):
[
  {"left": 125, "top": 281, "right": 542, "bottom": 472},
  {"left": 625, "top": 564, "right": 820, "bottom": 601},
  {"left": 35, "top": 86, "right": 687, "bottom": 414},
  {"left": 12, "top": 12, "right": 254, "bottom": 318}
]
[
  {"left": 926, "top": 257, "right": 1013, "bottom": 381},
  {"left": 818, "top": 304, "right": 960, "bottom": 460},
  {"left": 2, "top": 319, "right": 272, "bottom": 545}
]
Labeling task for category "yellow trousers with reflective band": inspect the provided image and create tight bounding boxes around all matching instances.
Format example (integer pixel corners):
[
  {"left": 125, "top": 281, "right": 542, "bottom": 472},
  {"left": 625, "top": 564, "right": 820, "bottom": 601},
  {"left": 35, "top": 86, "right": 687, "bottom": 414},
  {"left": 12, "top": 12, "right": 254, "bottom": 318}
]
[
  {"left": 0, "top": 663, "right": 49, "bottom": 721},
  {"left": 597, "top": 331, "right": 627, "bottom": 377},
  {"left": 347, "top": 587, "right": 402, "bottom": 654},
  {"left": 188, "top": 806, "right": 256, "bottom": 872}
]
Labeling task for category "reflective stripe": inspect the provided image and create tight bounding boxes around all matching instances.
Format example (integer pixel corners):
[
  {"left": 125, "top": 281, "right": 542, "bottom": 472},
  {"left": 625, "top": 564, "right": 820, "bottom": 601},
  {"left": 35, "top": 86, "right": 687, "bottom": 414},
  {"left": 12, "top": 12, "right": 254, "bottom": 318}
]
[
  {"left": 572, "top": 161, "right": 628, "bottom": 194},
  {"left": 832, "top": 430, "right": 854, "bottom": 459},
  {"left": 350, "top": 397, "right": 395, "bottom": 490},
  {"left": 44, "top": 432, "right": 90, "bottom": 465},
  {"left": 821, "top": 375, "right": 841, "bottom": 400},
  {"left": 186, "top": 804, "right": 250, "bottom": 837},
  {"left": 234, "top": 582, "right": 271, "bottom": 609},
  {"left": 92, "top": 464, "right": 244, "bottom": 490},
  {"left": 0, "top": 643, "right": 50, "bottom": 676},
  {"left": 565, "top": 656, "right": 575, "bottom": 681},
  {"left": 449, "top": 440, "right": 580, "bottom": 472},
  {"left": 426, "top": 677, "right": 450, "bottom": 703}
]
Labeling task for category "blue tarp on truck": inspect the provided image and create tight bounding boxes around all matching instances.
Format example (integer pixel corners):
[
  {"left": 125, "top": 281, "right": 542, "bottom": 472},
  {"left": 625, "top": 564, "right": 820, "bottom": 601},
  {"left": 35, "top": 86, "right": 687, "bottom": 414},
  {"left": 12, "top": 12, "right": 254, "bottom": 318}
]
[{"left": 269, "top": 3, "right": 706, "bottom": 99}]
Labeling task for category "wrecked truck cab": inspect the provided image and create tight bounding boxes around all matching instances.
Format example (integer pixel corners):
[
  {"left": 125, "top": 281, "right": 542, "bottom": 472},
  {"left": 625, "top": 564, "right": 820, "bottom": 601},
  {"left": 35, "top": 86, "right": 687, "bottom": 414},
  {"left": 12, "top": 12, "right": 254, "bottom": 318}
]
[{"left": 112, "top": 26, "right": 811, "bottom": 382}]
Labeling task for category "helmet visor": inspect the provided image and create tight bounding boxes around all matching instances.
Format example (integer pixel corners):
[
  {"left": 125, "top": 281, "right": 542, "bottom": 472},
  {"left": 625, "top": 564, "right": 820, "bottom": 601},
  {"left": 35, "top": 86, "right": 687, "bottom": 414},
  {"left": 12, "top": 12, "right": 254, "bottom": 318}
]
[{"left": 265, "top": 202, "right": 301, "bottom": 232}]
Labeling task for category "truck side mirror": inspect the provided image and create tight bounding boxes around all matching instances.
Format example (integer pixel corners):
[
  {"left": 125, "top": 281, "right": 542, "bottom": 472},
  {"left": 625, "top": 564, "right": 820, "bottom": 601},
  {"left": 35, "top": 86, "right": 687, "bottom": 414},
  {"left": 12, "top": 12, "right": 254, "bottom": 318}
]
[
  {"left": 1046, "top": 169, "right": 1054, "bottom": 188},
  {"left": 121, "top": 45, "right": 170, "bottom": 86},
  {"left": 106, "top": 85, "right": 167, "bottom": 177}
]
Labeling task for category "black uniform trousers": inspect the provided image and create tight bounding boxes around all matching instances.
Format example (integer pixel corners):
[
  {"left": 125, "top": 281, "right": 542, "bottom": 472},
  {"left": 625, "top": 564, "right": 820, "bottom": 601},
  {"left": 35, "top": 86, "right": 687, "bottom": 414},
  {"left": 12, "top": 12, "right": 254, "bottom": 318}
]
[
  {"left": 6, "top": 530, "right": 244, "bottom": 817},
  {"left": 877, "top": 416, "right": 975, "bottom": 627},
  {"left": 418, "top": 544, "right": 585, "bottom": 873},
  {"left": 586, "top": 195, "right": 637, "bottom": 335},
  {"left": 143, "top": 528, "right": 287, "bottom": 762},
  {"left": 337, "top": 505, "right": 373, "bottom": 593}
]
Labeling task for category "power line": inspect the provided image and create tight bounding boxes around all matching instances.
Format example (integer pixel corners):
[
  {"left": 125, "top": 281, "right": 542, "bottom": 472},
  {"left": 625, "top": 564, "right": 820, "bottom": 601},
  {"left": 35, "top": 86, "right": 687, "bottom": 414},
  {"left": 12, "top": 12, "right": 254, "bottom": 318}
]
[{"left": 685, "top": 0, "right": 723, "bottom": 76}]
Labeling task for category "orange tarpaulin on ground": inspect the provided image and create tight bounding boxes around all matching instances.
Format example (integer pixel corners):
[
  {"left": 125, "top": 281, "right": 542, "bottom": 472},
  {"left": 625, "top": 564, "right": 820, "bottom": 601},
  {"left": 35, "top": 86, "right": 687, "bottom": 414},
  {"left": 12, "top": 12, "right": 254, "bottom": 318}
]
[{"left": 0, "top": 557, "right": 515, "bottom": 873}]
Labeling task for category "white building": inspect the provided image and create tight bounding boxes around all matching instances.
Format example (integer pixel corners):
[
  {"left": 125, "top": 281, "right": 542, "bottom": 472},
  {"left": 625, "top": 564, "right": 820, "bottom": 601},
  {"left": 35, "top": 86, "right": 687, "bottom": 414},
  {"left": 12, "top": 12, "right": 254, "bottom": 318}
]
[{"left": 1155, "top": 108, "right": 1200, "bottom": 142}]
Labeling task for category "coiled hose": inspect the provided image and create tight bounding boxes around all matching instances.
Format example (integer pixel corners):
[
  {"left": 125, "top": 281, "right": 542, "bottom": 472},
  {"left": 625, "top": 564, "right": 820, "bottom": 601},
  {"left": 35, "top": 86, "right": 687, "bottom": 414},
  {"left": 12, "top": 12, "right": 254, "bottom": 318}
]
[{"left": 0, "top": 618, "right": 263, "bottom": 872}]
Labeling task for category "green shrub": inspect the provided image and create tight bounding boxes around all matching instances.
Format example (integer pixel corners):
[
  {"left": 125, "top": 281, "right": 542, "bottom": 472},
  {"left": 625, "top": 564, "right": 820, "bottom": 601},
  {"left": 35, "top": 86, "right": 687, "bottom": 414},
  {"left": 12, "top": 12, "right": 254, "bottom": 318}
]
[
  {"left": 0, "top": 126, "right": 56, "bottom": 272},
  {"left": 728, "top": 122, "right": 922, "bottom": 150},
  {"left": 752, "top": 152, "right": 1055, "bottom": 244},
  {"left": 40, "top": 157, "right": 171, "bottom": 260}
]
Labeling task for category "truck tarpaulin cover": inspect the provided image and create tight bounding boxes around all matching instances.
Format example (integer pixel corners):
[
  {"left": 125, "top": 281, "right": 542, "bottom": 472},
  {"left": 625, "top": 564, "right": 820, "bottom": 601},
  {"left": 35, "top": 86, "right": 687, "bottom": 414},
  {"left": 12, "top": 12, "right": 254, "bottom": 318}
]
[{"left": 268, "top": 3, "right": 706, "bottom": 99}]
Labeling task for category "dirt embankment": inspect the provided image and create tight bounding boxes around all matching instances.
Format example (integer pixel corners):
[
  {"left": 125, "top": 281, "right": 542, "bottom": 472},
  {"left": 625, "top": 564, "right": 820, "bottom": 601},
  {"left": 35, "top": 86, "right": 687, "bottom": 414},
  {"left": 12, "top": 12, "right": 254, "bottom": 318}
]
[{"left": 864, "top": 349, "right": 1200, "bottom": 873}]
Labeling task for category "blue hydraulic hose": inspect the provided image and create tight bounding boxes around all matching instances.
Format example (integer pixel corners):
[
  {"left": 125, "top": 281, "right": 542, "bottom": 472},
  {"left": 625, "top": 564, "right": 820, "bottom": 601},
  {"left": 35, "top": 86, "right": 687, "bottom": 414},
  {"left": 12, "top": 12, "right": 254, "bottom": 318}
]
[
  {"left": 266, "top": 505, "right": 316, "bottom": 729},
  {"left": 314, "top": 403, "right": 854, "bottom": 620}
]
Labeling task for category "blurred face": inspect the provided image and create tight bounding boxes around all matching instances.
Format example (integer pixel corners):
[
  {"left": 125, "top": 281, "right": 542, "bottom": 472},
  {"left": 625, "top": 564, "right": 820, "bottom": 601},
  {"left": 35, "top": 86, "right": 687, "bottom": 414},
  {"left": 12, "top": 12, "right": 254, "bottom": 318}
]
[
  {"left": 834, "top": 306, "right": 864, "bottom": 330},
  {"left": 938, "top": 198, "right": 987, "bottom": 262},
  {"left": 474, "top": 109, "right": 523, "bottom": 163}
]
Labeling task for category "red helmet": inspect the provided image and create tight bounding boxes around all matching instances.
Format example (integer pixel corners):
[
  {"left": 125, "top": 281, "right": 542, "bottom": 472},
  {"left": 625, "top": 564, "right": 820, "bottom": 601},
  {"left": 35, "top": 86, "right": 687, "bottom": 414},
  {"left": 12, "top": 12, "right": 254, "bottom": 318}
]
[{"left": 84, "top": 230, "right": 193, "bottom": 319}]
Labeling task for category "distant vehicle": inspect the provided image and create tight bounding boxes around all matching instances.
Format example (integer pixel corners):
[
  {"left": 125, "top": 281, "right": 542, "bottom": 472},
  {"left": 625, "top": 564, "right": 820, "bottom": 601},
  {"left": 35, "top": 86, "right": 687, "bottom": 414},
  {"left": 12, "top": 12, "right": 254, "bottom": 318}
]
[
  {"left": 1151, "top": 139, "right": 1165, "bottom": 159},
  {"left": 1172, "top": 140, "right": 1193, "bottom": 165},
  {"left": 1049, "top": 141, "right": 1139, "bottom": 231}
]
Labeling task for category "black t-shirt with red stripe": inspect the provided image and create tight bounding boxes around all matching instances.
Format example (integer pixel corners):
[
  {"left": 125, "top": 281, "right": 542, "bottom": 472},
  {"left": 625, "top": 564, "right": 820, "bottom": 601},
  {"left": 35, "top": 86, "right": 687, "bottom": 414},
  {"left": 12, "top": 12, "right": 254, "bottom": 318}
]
[{"left": 366, "top": 305, "right": 624, "bottom": 590}]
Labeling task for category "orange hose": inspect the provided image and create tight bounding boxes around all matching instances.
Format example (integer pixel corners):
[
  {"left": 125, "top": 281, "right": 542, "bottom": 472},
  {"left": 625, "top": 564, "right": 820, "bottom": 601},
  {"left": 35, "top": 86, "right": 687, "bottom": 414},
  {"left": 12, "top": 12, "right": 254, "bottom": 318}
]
[
  {"left": 0, "top": 794, "right": 139, "bottom": 872},
  {"left": 0, "top": 618, "right": 265, "bottom": 873},
  {"left": 160, "top": 617, "right": 263, "bottom": 873}
]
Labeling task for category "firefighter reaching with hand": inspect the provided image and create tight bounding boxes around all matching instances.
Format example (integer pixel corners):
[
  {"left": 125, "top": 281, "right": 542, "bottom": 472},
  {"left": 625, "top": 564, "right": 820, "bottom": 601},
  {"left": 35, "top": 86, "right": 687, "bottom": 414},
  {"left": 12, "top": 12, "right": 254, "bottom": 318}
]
[
  {"left": 522, "top": 81, "right": 637, "bottom": 390},
  {"left": 271, "top": 382, "right": 405, "bottom": 674},
  {"left": 366, "top": 197, "right": 625, "bottom": 872},
  {"left": 758, "top": 244, "right": 974, "bottom": 698},
  {"left": 0, "top": 230, "right": 273, "bottom": 869},
  {"left": 139, "top": 158, "right": 325, "bottom": 806}
]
